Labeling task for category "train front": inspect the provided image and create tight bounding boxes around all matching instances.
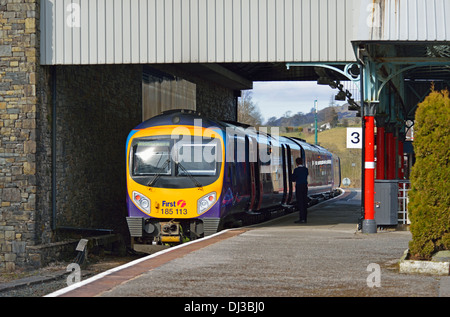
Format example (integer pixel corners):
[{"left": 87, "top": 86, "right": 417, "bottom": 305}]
[{"left": 126, "top": 113, "right": 225, "bottom": 246}]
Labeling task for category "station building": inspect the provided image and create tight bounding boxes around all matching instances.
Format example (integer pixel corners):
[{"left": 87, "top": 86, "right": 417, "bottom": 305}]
[{"left": 1, "top": 0, "right": 449, "bottom": 270}]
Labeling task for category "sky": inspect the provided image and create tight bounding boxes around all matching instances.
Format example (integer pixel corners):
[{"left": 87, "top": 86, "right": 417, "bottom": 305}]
[{"left": 250, "top": 81, "right": 348, "bottom": 123}]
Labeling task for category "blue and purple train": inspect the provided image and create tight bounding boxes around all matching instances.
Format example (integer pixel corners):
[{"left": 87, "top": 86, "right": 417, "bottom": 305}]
[{"left": 126, "top": 110, "right": 340, "bottom": 245}]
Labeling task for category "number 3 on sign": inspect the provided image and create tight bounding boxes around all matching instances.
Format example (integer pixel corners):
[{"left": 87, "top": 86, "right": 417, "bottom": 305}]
[{"left": 347, "top": 128, "right": 362, "bottom": 149}]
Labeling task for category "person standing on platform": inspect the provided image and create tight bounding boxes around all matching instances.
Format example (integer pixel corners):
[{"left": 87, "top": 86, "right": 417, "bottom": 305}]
[{"left": 292, "top": 157, "right": 309, "bottom": 223}]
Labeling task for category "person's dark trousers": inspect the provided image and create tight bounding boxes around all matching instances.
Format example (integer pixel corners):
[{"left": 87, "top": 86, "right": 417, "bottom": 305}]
[{"left": 296, "top": 184, "right": 308, "bottom": 222}]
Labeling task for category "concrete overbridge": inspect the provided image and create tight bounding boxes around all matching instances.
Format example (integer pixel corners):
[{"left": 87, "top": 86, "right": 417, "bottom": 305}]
[{"left": 0, "top": 0, "right": 449, "bottom": 270}]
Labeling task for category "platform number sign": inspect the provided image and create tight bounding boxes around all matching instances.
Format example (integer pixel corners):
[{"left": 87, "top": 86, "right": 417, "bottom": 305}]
[{"left": 347, "top": 128, "right": 362, "bottom": 149}]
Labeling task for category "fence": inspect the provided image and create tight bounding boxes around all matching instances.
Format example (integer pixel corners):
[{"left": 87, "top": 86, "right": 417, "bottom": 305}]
[{"left": 398, "top": 180, "right": 411, "bottom": 225}]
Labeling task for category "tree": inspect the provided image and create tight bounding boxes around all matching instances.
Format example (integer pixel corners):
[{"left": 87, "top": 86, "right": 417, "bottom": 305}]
[
  {"left": 329, "top": 94, "right": 337, "bottom": 107},
  {"left": 284, "top": 111, "right": 292, "bottom": 118},
  {"left": 408, "top": 88, "right": 450, "bottom": 260},
  {"left": 330, "top": 108, "right": 339, "bottom": 128},
  {"left": 323, "top": 106, "right": 339, "bottom": 128},
  {"left": 238, "top": 90, "right": 263, "bottom": 126}
]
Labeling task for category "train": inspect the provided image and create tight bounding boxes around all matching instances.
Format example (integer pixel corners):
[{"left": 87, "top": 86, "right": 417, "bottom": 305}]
[{"left": 126, "top": 110, "right": 341, "bottom": 246}]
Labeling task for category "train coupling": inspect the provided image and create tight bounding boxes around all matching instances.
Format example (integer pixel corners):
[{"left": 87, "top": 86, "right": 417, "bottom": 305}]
[{"left": 160, "top": 221, "right": 181, "bottom": 243}]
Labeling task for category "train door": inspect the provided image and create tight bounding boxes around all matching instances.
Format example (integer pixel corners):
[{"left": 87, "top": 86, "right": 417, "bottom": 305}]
[
  {"left": 254, "top": 140, "right": 263, "bottom": 210},
  {"left": 281, "top": 145, "right": 288, "bottom": 204},
  {"left": 245, "top": 136, "right": 256, "bottom": 211},
  {"left": 334, "top": 156, "right": 341, "bottom": 188},
  {"left": 286, "top": 145, "right": 293, "bottom": 204}
]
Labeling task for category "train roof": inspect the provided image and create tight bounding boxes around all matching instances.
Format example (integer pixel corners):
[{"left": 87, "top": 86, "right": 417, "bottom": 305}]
[{"left": 287, "top": 137, "right": 334, "bottom": 156}]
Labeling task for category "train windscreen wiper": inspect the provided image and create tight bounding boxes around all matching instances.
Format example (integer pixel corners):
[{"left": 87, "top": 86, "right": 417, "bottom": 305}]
[
  {"left": 147, "top": 159, "right": 171, "bottom": 187},
  {"left": 176, "top": 161, "right": 203, "bottom": 189}
]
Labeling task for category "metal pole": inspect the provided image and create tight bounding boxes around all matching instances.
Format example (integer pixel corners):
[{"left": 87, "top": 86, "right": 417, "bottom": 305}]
[
  {"left": 362, "top": 100, "right": 378, "bottom": 234},
  {"left": 363, "top": 115, "right": 376, "bottom": 230},
  {"left": 386, "top": 131, "right": 395, "bottom": 179},
  {"left": 359, "top": 63, "right": 365, "bottom": 230},
  {"left": 359, "top": 57, "right": 377, "bottom": 233},
  {"left": 376, "top": 126, "right": 385, "bottom": 179}
]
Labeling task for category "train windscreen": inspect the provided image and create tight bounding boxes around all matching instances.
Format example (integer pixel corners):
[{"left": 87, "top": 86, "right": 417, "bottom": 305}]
[
  {"left": 132, "top": 140, "right": 171, "bottom": 176},
  {"left": 174, "top": 141, "right": 219, "bottom": 176}
]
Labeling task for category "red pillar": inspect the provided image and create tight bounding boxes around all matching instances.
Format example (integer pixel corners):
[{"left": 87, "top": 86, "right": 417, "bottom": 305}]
[
  {"left": 376, "top": 127, "right": 385, "bottom": 180},
  {"left": 364, "top": 116, "right": 375, "bottom": 223},
  {"left": 386, "top": 132, "right": 395, "bottom": 179},
  {"left": 398, "top": 140, "right": 404, "bottom": 179}
]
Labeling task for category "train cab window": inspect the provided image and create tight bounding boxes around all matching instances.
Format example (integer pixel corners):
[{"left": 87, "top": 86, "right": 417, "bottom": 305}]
[
  {"left": 174, "top": 139, "right": 221, "bottom": 176},
  {"left": 132, "top": 140, "right": 171, "bottom": 176}
]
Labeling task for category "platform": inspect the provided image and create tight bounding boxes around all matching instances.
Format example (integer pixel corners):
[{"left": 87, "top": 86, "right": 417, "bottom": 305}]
[{"left": 46, "top": 189, "right": 449, "bottom": 298}]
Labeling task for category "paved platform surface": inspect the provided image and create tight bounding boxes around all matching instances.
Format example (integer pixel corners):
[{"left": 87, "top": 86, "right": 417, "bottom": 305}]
[{"left": 47, "top": 189, "right": 449, "bottom": 297}]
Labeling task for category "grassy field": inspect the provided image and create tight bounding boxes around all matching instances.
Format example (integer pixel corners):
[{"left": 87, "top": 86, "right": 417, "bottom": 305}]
[{"left": 281, "top": 127, "right": 362, "bottom": 188}]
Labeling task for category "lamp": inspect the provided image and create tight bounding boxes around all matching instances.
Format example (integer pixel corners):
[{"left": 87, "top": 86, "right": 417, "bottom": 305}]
[{"left": 335, "top": 90, "right": 346, "bottom": 101}]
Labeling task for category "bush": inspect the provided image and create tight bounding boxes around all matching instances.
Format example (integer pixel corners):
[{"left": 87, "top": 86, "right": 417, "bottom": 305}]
[{"left": 408, "top": 88, "right": 450, "bottom": 260}]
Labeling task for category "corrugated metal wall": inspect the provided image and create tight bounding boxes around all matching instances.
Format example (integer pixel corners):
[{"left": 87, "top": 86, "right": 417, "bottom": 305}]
[
  {"left": 359, "top": 0, "right": 450, "bottom": 41},
  {"left": 41, "top": 0, "right": 449, "bottom": 65},
  {"left": 40, "top": 0, "right": 359, "bottom": 65}
]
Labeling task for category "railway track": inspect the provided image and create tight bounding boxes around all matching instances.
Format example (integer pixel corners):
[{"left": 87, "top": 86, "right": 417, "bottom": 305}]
[{"left": 0, "top": 254, "right": 144, "bottom": 297}]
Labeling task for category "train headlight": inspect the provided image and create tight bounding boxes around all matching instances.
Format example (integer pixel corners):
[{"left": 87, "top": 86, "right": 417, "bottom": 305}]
[
  {"left": 197, "top": 192, "right": 217, "bottom": 215},
  {"left": 133, "top": 191, "right": 151, "bottom": 214}
]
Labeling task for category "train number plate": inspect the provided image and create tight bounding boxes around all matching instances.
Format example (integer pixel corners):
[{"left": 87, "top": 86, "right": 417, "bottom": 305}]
[{"left": 161, "top": 208, "right": 188, "bottom": 215}]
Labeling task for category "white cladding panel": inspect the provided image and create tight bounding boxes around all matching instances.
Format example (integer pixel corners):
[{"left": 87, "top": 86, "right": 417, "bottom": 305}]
[
  {"left": 358, "top": 0, "right": 450, "bottom": 41},
  {"left": 41, "top": 0, "right": 449, "bottom": 65},
  {"left": 40, "top": 0, "right": 359, "bottom": 65}
]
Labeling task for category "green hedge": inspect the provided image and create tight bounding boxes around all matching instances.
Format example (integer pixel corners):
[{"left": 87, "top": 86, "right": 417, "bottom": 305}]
[{"left": 408, "top": 88, "right": 450, "bottom": 260}]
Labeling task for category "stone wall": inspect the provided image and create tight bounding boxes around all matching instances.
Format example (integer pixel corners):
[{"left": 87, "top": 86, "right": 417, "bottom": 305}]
[
  {"left": 52, "top": 65, "right": 142, "bottom": 235},
  {"left": 0, "top": 0, "right": 39, "bottom": 272},
  {"left": 0, "top": 0, "right": 143, "bottom": 271},
  {"left": 196, "top": 79, "right": 237, "bottom": 121}
]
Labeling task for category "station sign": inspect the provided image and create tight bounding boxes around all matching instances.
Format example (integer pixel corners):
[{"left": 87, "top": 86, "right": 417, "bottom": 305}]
[
  {"left": 347, "top": 128, "right": 362, "bottom": 149},
  {"left": 342, "top": 178, "right": 351, "bottom": 186}
]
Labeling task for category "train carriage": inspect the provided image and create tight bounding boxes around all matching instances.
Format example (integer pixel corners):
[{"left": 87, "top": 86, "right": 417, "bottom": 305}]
[{"left": 126, "top": 110, "right": 340, "bottom": 247}]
